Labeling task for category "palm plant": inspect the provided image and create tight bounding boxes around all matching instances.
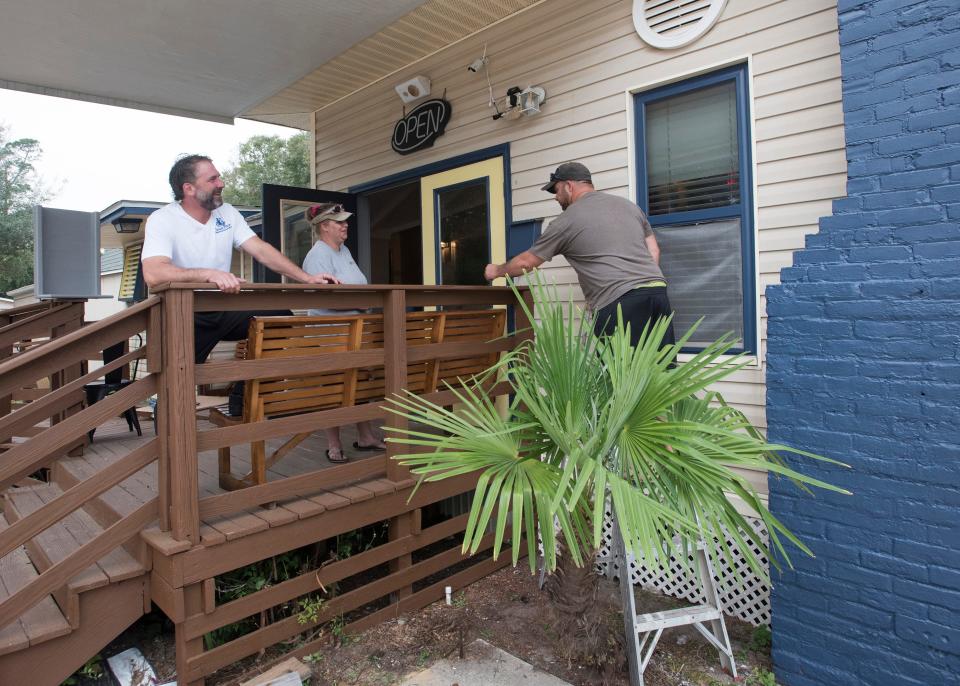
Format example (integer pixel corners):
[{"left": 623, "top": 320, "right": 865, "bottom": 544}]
[{"left": 386, "top": 277, "right": 848, "bottom": 580}]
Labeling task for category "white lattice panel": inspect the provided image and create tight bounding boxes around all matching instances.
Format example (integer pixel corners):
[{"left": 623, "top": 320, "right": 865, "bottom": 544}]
[{"left": 597, "top": 510, "right": 770, "bottom": 626}]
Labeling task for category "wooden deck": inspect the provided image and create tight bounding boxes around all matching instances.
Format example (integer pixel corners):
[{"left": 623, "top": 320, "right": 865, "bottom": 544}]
[
  {"left": 0, "top": 285, "right": 533, "bottom": 686},
  {"left": 76, "top": 414, "right": 390, "bottom": 545}
]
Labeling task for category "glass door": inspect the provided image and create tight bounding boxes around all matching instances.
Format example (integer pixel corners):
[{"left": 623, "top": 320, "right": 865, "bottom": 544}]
[
  {"left": 260, "top": 184, "right": 357, "bottom": 282},
  {"left": 420, "top": 158, "right": 507, "bottom": 287}
]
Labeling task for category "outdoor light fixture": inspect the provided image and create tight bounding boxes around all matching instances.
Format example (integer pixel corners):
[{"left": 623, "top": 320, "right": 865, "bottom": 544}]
[
  {"left": 112, "top": 216, "right": 142, "bottom": 234},
  {"left": 518, "top": 87, "right": 546, "bottom": 115},
  {"left": 395, "top": 75, "right": 431, "bottom": 104},
  {"left": 492, "top": 85, "right": 546, "bottom": 120}
]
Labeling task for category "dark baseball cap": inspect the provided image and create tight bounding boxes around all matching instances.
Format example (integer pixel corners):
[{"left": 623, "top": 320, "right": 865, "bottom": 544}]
[{"left": 541, "top": 162, "right": 593, "bottom": 193}]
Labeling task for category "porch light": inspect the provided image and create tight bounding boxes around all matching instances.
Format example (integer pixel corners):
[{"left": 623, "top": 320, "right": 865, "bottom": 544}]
[
  {"left": 112, "top": 216, "right": 142, "bottom": 234},
  {"left": 518, "top": 87, "right": 545, "bottom": 115}
]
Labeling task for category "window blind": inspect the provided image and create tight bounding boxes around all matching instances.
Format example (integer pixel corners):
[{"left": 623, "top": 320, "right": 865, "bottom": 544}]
[
  {"left": 656, "top": 218, "right": 743, "bottom": 346},
  {"left": 646, "top": 81, "right": 739, "bottom": 215}
]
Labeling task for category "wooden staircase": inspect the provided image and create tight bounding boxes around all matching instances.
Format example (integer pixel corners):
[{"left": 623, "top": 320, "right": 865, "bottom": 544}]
[
  {"left": 0, "top": 475, "right": 151, "bottom": 685},
  {"left": 0, "top": 286, "right": 530, "bottom": 686}
]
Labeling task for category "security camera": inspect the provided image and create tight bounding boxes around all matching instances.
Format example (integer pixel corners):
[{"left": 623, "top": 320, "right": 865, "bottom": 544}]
[{"left": 467, "top": 57, "right": 487, "bottom": 73}]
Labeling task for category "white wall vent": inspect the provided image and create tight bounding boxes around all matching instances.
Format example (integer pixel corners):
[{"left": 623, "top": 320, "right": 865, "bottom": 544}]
[{"left": 633, "top": 0, "right": 728, "bottom": 50}]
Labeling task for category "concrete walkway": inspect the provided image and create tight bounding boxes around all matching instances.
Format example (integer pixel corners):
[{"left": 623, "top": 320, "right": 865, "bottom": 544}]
[{"left": 398, "top": 639, "right": 572, "bottom": 686}]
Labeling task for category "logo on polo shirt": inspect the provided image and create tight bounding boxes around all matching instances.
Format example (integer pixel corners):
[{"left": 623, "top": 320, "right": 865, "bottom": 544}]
[{"left": 214, "top": 216, "right": 231, "bottom": 233}]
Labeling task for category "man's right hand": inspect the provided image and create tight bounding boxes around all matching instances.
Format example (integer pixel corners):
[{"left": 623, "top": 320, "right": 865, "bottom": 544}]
[{"left": 204, "top": 269, "right": 246, "bottom": 294}]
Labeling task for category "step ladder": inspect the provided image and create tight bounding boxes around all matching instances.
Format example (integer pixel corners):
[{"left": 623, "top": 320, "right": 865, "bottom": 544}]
[{"left": 609, "top": 518, "right": 737, "bottom": 686}]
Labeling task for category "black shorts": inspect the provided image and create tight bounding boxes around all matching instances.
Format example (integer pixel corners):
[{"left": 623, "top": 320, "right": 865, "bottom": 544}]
[
  {"left": 593, "top": 286, "right": 676, "bottom": 349},
  {"left": 193, "top": 309, "right": 292, "bottom": 363}
]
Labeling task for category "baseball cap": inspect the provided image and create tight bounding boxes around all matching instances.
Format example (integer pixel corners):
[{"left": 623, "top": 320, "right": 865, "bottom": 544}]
[
  {"left": 306, "top": 203, "right": 352, "bottom": 225},
  {"left": 541, "top": 162, "right": 593, "bottom": 193}
]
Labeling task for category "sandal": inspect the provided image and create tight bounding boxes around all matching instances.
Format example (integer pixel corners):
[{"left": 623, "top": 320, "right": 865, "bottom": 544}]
[
  {"left": 353, "top": 441, "right": 386, "bottom": 452},
  {"left": 326, "top": 448, "right": 349, "bottom": 463}
]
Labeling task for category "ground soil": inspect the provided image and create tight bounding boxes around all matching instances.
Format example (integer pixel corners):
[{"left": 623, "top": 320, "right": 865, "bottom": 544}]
[{"left": 84, "top": 564, "right": 775, "bottom": 686}]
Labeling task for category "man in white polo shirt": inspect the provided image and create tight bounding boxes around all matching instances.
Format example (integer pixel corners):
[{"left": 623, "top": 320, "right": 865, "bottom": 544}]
[{"left": 142, "top": 154, "right": 338, "bottom": 413}]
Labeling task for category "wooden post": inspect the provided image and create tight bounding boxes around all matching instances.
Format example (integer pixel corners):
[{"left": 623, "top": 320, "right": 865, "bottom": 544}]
[
  {"left": 383, "top": 289, "right": 414, "bottom": 600},
  {"left": 0, "top": 345, "right": 10, "bottom": 420},
  {"left": 174, "top": 582, "right": 206, "bottom": 686},
  {"left": 49, "top": 302, "right": 85, "bottom": 426},
  {"left": 147, "top": 301, "right": 163, "bottom": 373},
  {"left": 149, "top": 301, "right": 170, "bottom": 531},
  {"left": 54, "top": 303, "right": 86, "bottom": 456},
  {"left": 162, "top": 289, "right": 200, "bottom": 544},
  {"left": 383, "top": 289, "right": 409, "bottom": 483},
  {"left": 516, "top": 287, "right": 535, "bottom": 346},
  {"left": 0, "top": 306, "right": 14, "bottom": 420}
]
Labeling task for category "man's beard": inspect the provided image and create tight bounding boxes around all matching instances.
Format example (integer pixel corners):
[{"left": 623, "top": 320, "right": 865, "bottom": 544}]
[{"left": 196, "top": 189, "right": 223, "bottom": 211}]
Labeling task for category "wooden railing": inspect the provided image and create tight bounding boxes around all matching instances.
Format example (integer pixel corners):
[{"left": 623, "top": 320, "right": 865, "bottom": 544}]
[
  {"left": 0, "top": 300, "right": 85, "bottom": 422},
  {"left": 181, "top": 474, "right": 525, "bottom": 680},
  {"left": 0, "top": 297, "right": 161, "bottom": 631},
  {"left": 0, "top": 283, "right": 531, "bottom": 643},
  {"left": 155, "top": 283, "right": 532, "bottom": 543}
]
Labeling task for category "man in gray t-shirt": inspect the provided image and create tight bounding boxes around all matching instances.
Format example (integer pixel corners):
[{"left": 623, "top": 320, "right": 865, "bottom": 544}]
[{"left": 484, "top": 162, "right": 675, "bottom": 348}]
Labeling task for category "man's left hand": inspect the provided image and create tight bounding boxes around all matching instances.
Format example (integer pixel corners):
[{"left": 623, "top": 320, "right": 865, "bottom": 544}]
[{"left": 304, "top": 273, "right": 341, "bottom": 284}]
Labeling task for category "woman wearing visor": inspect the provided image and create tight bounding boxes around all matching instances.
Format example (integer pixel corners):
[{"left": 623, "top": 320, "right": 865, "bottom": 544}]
[{"left": 303, "top": 203, "right": 386, "bottom": 463}]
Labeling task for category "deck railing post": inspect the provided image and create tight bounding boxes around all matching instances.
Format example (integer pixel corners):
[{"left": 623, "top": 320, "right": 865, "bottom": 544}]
[
  {"left": 50, "top": 301, "right": 85, "bottom": 427},
  {"left": 383, "top": 288, "right": 410, "bottom": 483},
  {"left": 161, "top": 288, "right": 201, "bottom": 544},
  {"left": 174, "top": 582, "right": 206, "bottom": 686},
  {"left": 0, "top": 344, "right": 10, "bottom": 420},
  {"left": 383, "top": 288, "right": 415, "bottom": 600},
  {"left": 148, "top": 299, "right": 170, "bottom": 531},
  {"left": 516, "top": 287, "right": 535, "bottom": 346},
  {"left": 52, "top": 302, "right": 86, "bottom": 457}
]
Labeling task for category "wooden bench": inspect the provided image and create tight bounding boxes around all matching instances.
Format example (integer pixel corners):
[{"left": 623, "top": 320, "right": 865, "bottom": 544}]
[{"left": 210, "top": 309, "right": 507, "bottom": 490}]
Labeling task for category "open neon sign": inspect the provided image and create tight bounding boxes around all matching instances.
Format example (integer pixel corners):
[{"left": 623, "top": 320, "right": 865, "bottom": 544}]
[{"left": 391, "top": 99, "right": 452, "bottom": 155}]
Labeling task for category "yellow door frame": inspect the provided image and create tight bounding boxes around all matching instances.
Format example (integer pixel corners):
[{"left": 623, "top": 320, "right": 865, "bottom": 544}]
[{"left": 420, "top": 157, "right": 507, "bottom": 287}]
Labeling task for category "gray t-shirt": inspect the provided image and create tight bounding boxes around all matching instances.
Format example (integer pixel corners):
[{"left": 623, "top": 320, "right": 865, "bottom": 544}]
[
  {"left": 302, "top": 241, "right": 367, "bottom": 316},
  {"left": 529, "top": 191, "right": 664, "bottom": 310}
]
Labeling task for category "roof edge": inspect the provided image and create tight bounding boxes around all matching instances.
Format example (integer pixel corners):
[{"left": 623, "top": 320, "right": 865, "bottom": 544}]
[{"left": 0, "top": 78, "right": 236, "bottom": 125}]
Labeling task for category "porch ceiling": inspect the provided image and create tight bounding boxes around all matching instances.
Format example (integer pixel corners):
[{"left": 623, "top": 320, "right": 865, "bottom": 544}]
[
  {"left": 244, "top": 0, "right": 543, "bottom": 128},
  {"left": 0, "top": 0, "right": 425, "bottom": 125},
  {"left": 0, "top": 0, "right": 542, "bottom": 130}
]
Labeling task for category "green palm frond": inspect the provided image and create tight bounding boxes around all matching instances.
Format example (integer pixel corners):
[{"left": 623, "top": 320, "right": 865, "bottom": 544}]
[{"left": 386, "top": 272, "right": 849, "bottom": 579}]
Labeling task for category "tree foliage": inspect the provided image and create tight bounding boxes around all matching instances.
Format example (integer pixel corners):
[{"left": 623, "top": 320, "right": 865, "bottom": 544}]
[
  {"left": 221, "top": 132, "right": 310, "bottom": 206},
  {"left": 0, "top": 124, "right": 48, "bottom": 295}
]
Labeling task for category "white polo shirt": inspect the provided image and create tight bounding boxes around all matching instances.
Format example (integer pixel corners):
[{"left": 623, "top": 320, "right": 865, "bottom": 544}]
[{"left": 141, "top": 202, "right": 255, "bottom": 273}]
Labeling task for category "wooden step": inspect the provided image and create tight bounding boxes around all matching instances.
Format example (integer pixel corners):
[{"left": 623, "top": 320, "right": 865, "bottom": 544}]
[
  {"left": 0, "top": 576, "right": 148, "bottom": 686},
  {"left": 53, "top": 451, "right": 157, "bottom": 527},
  {"left": 0, "top": 512, "right": 71, "bottom": 656},
  {"left": 3, "top": 483, "right": 146, "bottom": 627},
  {"left": 51, "top": 452, "right": 156, "bottom": 567}
]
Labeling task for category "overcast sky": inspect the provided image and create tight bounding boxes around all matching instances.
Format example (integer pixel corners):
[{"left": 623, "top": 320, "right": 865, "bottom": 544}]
[{"left": 1, "top": 88, "right": 298, "bottom": 212}]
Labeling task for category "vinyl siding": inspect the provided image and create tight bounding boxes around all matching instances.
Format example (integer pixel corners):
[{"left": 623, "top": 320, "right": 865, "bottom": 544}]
[{"left": 309, "top": 0, "right": 848, "bottom": 496}]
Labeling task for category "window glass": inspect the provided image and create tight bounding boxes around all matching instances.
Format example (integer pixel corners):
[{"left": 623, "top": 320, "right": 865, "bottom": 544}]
[
  {"left": 656, "top": 218, "right": 743, "bottom": 346},
  {"left": 646, "top": 81, "right": 739, "bottom": 215},
  {"left": 280, "top": 200, "right": 315, "bottom": 280},
  {"left": 436, "top": 181, "right": 489, "bottom": 286}
]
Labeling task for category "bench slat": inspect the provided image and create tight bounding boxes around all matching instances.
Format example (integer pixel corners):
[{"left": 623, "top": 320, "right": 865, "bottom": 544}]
[{"left": 218, "top": 309, "right": 506, "bottom": 490}]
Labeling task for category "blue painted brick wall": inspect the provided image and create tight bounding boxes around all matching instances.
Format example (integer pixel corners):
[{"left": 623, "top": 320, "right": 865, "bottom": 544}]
[{"left": 766, "top": 2, "right": 960, "bottom": 685}]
